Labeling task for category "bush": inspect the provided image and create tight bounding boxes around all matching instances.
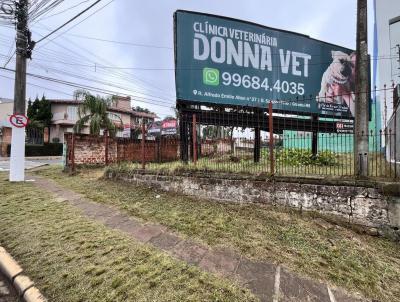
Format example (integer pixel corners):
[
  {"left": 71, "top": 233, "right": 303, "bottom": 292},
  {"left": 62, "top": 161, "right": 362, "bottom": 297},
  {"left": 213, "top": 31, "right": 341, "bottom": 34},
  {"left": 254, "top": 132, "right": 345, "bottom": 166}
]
[
  {"left": 7, "top": 143, "right": 63, "bottom": 157},
  {"left": 276, "top": 148, "right": 337, "bottom": 166}
]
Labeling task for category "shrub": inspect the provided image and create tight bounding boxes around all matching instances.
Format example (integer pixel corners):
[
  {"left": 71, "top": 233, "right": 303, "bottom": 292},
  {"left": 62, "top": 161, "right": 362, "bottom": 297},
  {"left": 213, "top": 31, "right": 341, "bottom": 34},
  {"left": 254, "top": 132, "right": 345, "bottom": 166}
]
[
  {"left": 276, "top": 148, "right": 337, "bottom": 166},
  {"left": 7, "top": 143, "right": 63, "bottom": 157}
]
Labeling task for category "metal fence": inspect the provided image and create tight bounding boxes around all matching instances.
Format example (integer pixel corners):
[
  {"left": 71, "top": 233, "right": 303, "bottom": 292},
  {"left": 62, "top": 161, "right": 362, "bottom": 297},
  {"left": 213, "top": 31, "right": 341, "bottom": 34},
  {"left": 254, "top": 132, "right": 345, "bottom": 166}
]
[{"left": 68, "top": 86, "right": 398, "bottom": 181}]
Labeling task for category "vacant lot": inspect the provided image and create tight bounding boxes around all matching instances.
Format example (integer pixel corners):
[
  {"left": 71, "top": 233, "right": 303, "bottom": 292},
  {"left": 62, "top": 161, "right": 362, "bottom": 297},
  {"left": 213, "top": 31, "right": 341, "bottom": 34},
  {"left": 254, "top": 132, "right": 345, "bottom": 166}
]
[
  {"left": 0, "top": 173, "right": 256, "bottom": 302},
  {"left": 33, "top": 166, "right": 400, "bottom": 302}
]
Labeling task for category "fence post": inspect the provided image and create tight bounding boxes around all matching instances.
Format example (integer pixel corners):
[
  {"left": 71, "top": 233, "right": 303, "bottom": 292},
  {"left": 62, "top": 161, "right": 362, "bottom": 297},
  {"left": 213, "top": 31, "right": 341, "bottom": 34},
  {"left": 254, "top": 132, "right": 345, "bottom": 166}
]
[
  {"left": 71, "top": 133, "right": 75, "bottom": 173},
  {"left": 104, "top": 130, "right": 109, "bottom": 166},
  {"left": 192, "top": 114, "right": 197, "bottom": 164},
  {"left": 269, "top": 102, "right": 274, "bottom": 175},
  {"left": 141, "top": 121, "right": 146, "bottom": 169}
]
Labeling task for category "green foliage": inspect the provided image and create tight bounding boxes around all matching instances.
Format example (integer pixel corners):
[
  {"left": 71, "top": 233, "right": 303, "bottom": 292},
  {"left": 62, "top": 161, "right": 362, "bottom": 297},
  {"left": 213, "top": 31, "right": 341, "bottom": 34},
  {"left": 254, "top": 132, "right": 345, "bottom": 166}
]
[
  {"left": 74, "top": 90, "right": 123, "bottom": 137},
  {"left": 276, "top": 148, "right": 337, "bottom": 166},
  {"left": 27, "top": 95, "right": 52, "bottom": 129},
  {"left": 133, "top": 106, "right": 154, "bottom": 114}
]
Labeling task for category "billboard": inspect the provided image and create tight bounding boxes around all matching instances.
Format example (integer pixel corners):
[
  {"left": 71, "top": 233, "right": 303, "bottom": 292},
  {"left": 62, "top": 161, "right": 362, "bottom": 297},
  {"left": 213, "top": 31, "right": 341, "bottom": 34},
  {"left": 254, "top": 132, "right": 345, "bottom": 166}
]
[
  {"left": 161, "top": 119, "right": 178, "bottom": 136},
  {"left": 174, "top": 10, "right": 356, "bottom": 118}
]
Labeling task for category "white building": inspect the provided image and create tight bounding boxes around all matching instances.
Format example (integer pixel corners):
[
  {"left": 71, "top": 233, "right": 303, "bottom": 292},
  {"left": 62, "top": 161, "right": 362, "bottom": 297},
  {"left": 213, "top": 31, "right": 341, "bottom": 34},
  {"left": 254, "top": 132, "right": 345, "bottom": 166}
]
[
  {"left": 375, "top": 0, "right": 400, "bottom": 123},
  {"left": 374, "top": 0, "right": 400, "bottom": 165}
]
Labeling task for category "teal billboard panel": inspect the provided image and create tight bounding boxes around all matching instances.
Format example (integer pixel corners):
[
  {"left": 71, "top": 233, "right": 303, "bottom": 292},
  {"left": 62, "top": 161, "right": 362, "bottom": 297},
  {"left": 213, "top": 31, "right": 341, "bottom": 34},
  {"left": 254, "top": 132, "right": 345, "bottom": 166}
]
[{"left": 174, "top": 10, "right": 356, "bottom": 118}]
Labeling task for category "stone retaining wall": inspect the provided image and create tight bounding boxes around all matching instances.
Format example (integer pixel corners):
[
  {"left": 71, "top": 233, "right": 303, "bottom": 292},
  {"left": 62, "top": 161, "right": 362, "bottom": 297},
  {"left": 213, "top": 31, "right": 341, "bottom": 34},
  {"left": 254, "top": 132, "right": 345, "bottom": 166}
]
[{"left": 107, "top": 170, "right": 400, "bottom": 240}]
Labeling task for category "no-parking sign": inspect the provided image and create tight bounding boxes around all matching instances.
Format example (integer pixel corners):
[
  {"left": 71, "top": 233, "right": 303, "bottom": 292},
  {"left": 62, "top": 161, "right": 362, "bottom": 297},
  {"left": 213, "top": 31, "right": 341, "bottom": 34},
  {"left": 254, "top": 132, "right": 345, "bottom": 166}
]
[{"left": 9, "top": 114, "right": 29, "bottom": 128}]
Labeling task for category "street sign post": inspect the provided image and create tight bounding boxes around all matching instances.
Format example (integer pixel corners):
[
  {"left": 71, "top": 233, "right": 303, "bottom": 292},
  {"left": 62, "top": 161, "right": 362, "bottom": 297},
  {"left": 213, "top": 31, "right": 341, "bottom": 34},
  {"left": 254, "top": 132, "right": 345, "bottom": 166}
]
[{"left": 9, "top": 114, "right": 28, "bottom": 182}]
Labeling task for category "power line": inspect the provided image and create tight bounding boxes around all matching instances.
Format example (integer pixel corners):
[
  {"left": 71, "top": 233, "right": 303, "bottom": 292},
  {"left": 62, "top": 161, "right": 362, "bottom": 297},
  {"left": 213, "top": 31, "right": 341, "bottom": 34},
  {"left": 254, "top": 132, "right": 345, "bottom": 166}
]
[
  {"left": 61, "top": 32, "right": 173, "bottom": 50},
  {"left": 1, "top": 67, "right": 175, "bottom": 108},
  {"left": 35, "top": 0, "right": 92, "bottom": 22},
  {"left": 35, "top": 0, "right": 103, "bottom": 44},
  {"left": 0, "top": 73, "right": 72, "bottom": 96},
  {"left": 35, "top": 0, "right": 115, "bottom": 48}
]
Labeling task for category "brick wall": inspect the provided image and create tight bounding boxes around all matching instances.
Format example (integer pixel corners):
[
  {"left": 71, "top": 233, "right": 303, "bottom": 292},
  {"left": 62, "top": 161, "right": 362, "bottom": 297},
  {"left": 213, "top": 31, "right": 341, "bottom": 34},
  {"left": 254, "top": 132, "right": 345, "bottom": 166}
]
[{"left": 65, "top": 133, "right": 179, "bottom": 165}]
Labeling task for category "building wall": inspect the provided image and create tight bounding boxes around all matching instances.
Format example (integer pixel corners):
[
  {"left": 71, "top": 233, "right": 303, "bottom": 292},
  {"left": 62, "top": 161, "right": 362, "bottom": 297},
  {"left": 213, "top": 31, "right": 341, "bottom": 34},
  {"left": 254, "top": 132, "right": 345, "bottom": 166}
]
[
  {"left": 0, "top": 127, "right": 11, "bottom": 157},
  {"left": 50, "top": 103, "right": 134, "bottom": 143},
  {"left": 0, "top": 102, "right": 13, "bottom": 123},
  {"left": 376, "top": 0, "right": 400, "bottom": 121}
]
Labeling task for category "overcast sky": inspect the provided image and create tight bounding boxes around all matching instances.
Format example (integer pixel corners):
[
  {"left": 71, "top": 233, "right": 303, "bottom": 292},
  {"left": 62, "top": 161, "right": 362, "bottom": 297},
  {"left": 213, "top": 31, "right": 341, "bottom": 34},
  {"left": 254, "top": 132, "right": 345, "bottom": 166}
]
[{"left": 0, "top": 0, "right": 375, "bottom": 118}]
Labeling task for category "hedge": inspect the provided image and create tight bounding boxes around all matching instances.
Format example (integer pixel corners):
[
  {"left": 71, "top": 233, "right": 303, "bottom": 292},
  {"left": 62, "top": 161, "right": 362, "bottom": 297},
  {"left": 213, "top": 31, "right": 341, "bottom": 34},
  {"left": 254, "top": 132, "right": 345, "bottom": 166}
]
[{"left": 7, "top": 143, "right": 63, "bottom": 157}]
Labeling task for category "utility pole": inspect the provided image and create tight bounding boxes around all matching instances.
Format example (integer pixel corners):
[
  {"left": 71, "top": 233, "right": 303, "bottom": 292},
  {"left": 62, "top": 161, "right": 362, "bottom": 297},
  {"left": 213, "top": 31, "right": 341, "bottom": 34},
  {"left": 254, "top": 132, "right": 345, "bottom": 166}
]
[
  {"left": 9, "top": 0, "right": 30, "bottom": 182},
  {"left": 354, "top": 0, "right": 369, "bottom": 177}
]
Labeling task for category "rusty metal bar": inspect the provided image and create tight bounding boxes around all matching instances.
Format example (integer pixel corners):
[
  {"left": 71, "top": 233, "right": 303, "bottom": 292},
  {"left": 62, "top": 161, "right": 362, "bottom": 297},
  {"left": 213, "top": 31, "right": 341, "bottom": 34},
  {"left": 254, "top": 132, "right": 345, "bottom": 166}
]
[
  {"left": 269, "top": 102, "right": 274, "bottom": 175},
  {"left": 192, "top": 114, "right": 197, "bottom": 164},
  {"left": 141, "top": 121, "right": 146, "bottom": 169},
  {"left": 71, "top": 133, "right": 75, "bottom": 173},
  {"left": 104, "top": 130, "right": 109, "bottom": 166}
]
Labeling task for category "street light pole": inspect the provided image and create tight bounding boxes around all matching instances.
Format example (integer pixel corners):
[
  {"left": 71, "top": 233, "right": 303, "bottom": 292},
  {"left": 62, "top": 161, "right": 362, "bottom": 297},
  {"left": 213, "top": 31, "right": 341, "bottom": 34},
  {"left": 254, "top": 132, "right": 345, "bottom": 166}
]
[
  {"left": 9, "top": 0, "right": 29, "bottom": 182},
  {"left": 354, "top": 0, "right": 369, "bottom": 177}
]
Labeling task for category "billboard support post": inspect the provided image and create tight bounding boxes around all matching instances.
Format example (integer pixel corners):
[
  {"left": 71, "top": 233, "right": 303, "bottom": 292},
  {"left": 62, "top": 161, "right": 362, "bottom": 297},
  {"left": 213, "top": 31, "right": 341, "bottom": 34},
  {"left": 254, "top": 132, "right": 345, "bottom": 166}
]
[
  {"left": 179, "top": 114, "right": 189, "bottom": 163},
  {"left": 254, "top": 126, "right": 261, "bottom": 163},
  {"left": 354, "top": 0, "right": 369, "bottom": 177},
  {"left": 192, "top": 114, "right": 197, "bottom": 164},
  {"left": 311, "top": 114, "right": 318, "bottom": 157},
  {"left": 268, "top": 102, "right": 274, "bottom": 175}
]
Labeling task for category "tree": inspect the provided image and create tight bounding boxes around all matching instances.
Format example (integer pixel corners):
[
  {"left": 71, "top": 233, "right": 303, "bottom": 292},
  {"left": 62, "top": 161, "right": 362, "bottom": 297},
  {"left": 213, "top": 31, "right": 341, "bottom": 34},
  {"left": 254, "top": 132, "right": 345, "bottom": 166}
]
[
  {"left": 73, "top": 90, "right": 123, "bottom": 137},
  {"left": 26, "top": 95, "right": 52, "bottom": 129},
  {"left": 133, "top": 106, "right": 154, "bottom": 114}
]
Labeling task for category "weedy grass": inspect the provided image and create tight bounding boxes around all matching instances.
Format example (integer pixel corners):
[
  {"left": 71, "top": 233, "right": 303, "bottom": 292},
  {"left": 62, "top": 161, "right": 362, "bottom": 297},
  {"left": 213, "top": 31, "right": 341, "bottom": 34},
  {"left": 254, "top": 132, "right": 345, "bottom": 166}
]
[
  {"left": 33, "top": 166, "right": 400, "bottom": 302},
  {"left": 113, "top": 150, "right": 395, "bottom": 179},
  {"left": 0, "top": 172, "right": 256, "bottom": 302}
]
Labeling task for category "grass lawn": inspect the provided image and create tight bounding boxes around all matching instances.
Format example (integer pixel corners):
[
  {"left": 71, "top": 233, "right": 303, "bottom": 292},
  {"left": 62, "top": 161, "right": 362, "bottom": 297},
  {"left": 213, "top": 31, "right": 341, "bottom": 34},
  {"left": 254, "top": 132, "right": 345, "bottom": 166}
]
[
  {"left": 0, "top": 173, "right": 256, "bottom": 302},
  {"left": 33, "top": 166, "right": 400, "bottom": 302}
]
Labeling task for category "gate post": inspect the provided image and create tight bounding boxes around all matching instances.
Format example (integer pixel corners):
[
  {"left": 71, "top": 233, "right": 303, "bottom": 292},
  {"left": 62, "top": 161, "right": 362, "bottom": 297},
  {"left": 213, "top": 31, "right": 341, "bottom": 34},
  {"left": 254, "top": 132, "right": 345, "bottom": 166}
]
[{"left": 192, "top": 114, "right": 197, "bottom": 164}]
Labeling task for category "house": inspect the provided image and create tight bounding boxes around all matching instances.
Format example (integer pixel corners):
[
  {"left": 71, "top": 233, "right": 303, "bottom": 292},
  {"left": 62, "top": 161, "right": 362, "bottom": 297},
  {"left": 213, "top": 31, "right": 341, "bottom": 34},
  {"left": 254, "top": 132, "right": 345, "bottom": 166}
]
[
  {"left": 0, "top": 96, "right": 158, "bottom": 156},
  {"left": 49, "top": 96, "right": 157, "bottom": 143},
  {"left": 0, "top": 98, "right": 14, "bottom": 156}
]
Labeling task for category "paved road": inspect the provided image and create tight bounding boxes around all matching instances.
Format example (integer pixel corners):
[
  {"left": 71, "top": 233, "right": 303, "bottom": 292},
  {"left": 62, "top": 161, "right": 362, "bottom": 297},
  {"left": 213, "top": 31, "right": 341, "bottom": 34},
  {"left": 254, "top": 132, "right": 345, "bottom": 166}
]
[
  {"left": 0, "top": 158, "right": 61, "bottom": 172},
  {"left": 0, "top": 272, "right": 17, "bottom": 302}
]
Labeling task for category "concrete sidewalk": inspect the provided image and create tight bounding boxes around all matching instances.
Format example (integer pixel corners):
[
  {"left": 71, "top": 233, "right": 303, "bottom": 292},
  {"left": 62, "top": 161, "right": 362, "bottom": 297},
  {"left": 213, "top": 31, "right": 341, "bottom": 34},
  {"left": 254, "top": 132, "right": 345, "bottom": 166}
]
[{"left": 30, "top": 175, "right": 365, "bottom": 302}]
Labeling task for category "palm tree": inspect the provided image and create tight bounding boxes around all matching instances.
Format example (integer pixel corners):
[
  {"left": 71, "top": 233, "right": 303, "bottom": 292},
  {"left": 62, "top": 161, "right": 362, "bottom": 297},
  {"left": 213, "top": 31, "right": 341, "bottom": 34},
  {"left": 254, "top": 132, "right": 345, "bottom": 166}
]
[{"left": 73, "top": 90, "right": 123, "bottom": 137}]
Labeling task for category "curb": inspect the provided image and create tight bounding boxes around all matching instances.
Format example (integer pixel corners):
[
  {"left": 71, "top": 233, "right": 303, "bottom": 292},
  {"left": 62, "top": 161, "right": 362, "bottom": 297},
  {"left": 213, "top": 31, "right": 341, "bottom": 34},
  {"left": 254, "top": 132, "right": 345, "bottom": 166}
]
[{"left": 0, "top": 247, "right": 47, "bottom": 302}]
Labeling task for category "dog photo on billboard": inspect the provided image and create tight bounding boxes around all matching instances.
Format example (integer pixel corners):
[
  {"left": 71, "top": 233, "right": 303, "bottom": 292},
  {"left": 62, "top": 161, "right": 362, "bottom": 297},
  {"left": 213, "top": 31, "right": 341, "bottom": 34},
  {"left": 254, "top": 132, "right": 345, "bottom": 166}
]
[{"left": 317, "top": 51, "right": 356, "bottom": 116}]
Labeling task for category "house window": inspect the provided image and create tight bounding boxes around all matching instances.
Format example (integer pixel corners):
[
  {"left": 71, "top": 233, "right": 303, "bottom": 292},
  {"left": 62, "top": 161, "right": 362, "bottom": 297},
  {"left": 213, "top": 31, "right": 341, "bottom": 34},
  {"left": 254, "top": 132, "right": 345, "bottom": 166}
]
[
  {"left": 108, "top": 112, "right": 122, "bottom": 122},
  {"left": 67, "top": 106, "right": 78, "bottom": 121}
]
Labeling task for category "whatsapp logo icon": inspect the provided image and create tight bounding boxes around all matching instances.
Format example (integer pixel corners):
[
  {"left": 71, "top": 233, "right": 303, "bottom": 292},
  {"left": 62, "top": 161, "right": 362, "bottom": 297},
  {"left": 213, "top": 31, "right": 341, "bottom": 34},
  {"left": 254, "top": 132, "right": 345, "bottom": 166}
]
[{"left": 203, "top": 68, "right": 219, "bottom": 86}]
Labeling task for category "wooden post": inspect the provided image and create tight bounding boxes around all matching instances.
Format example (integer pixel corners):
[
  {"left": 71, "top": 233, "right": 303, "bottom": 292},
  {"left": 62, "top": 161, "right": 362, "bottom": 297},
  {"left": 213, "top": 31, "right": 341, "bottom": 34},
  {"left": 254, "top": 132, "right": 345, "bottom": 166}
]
[
  {"left": 141, "top": 121, "right": 146, "bottom": 169},
  {"left": 192, "top": 114, "right": 197, "bottom": 164},
  {"left": 269, "top": 102, "right": 274, "bottom": 175},
  {"left": 104, "top": 130, "right": 109, "bottom": 166}
]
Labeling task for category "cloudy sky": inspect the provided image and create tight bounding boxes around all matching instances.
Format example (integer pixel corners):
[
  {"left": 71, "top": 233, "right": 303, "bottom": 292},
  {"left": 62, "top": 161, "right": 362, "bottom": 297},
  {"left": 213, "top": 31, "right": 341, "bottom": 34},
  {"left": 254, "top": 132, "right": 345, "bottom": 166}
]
[{"left": 0, "top": 0, "right": 375, "bottom": 118}]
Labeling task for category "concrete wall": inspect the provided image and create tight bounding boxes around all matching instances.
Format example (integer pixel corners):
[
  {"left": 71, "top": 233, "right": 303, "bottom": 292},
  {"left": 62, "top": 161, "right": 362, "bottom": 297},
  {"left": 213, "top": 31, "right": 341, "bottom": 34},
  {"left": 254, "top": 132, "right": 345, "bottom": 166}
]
[{"left": 108, "top": 170, "right": 400, "bottom": 240}]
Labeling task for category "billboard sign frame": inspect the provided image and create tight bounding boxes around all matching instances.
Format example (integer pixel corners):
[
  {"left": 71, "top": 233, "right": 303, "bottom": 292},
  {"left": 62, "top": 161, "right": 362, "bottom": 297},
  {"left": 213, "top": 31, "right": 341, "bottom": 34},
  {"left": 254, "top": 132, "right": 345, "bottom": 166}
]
[{"left": 174, "top": 10, "right": 358, "bottom": 119}]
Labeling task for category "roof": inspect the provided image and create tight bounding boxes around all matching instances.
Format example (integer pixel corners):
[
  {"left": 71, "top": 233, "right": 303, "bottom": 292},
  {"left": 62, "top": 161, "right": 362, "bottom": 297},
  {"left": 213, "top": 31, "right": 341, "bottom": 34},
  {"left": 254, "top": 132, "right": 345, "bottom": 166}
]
[{"left": 48, "top": 99, "right": 158, "bottom": 119}]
